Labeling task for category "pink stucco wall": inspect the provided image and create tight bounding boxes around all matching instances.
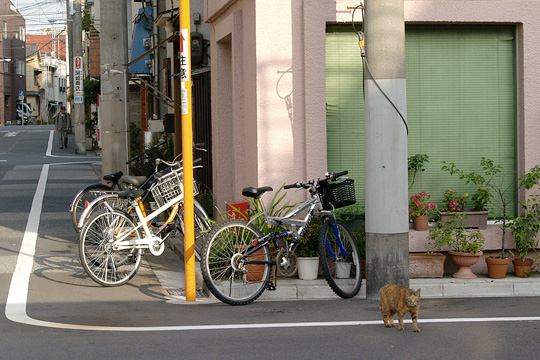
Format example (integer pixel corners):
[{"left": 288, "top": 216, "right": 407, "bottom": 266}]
[{"left": 207, "top": 0, "right": 540, "bottom": 211}]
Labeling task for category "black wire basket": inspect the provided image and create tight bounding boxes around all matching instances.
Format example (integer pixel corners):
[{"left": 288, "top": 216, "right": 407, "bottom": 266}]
[{"left": 319, "top": 178, "right": 356, "bottom": 210}]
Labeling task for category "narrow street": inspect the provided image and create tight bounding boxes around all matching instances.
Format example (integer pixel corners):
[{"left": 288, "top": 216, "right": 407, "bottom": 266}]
[{"left": 0, "top": 126, "right": 538, "bottom": 359}]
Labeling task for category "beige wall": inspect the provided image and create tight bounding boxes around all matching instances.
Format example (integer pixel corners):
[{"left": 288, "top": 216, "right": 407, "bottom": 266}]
[{"left": 207, "top": 0, "right": 540, "bottom": 207}]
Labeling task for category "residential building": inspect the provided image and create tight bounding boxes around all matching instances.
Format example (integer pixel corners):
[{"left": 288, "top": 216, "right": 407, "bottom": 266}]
[
  {"left": 25, "top": 44, "right": 42, "bottom": 119},
  {"left": 25, "top": 44, "right": 67, "bottom": 122},
  {"left": 0, "top": 0, "right": 25, "bottom": 125},
  {"left": 204, "top": 0, "right": 540, "bottom": 220}
]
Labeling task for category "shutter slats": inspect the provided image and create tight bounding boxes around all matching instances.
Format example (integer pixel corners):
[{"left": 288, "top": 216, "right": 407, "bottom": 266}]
[{"left": 326, "top": 25, "right": 516, "bottom": 217}]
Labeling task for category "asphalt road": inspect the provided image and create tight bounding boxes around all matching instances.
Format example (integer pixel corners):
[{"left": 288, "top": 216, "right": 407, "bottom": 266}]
[{"left": 1, "top": 126, "right": 540, "bottom": 360}]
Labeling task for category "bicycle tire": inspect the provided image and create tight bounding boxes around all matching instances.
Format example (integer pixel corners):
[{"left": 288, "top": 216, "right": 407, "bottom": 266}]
[
  {"left": 201, "top": 220, "right": 270, "bottom": 305},
  {"left": 71, "top": 183, "right": 113, "bottom": 230},
  {"left": 79, "top": 210, "right": 142, "bottom": 286},
  {"left": 319, "top": 219, "right": 362, "bottom": 298}
]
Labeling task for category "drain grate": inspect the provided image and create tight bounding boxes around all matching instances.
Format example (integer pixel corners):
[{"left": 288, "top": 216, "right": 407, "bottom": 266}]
[{"left": 164, "top": 288, "right": 207, "bottom": 298}]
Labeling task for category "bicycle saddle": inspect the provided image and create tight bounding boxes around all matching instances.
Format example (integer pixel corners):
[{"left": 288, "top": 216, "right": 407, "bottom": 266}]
[
  {"left": 242, "top": 186, "right": 273, "bottom": 198},
  {"left": 120, "top": 175, "right": 147, "bottom": 187},
  {"left": 103, "top": 171, "right": 123, "bottom": 183}
]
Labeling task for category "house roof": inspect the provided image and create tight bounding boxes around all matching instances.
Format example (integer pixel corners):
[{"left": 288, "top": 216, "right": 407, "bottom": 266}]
[{"left": 26, "top": 44, "right": 39, "bottom": 58}]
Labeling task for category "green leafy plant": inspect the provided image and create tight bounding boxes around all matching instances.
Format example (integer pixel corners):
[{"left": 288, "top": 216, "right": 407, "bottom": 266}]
[
  {"left": 505, "top": 210, "right": 539, "bottom": 262},
  {"left": 295, "top": 223, "right": 320, "bottom": 257},
  {"left": 441, "top": 158, "right": 503, "bottom": 211},
  {"left": 427, "top": 216, "right": 485, "bottom": 254},
  {"left": 245, "top": 187, "right": 296, "bottom": 236},
  {"left": 408, "top": 154, "right": 429, "bottom": 189}
]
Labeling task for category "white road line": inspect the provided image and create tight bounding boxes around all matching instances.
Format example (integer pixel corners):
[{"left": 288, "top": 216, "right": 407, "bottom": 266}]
[
  {"left": 0, "top": 160, "right": 6, "bottom": 163},
  {"left": 45, "top": 130, "right": 100, "bottom": 159},
  {"left": 45, "top": 130, "right": 53, "bottom": 156},
  {"left": 4, "top": 131, "right": 18, "bottom": 137},
  {"left": 5, "top": 164, "right": 540, "bottom": 332}
]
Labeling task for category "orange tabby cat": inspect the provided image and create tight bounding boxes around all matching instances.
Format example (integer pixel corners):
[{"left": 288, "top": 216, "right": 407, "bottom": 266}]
[{"left": 379, "top": 284, "right": 421, "bottom": 332}]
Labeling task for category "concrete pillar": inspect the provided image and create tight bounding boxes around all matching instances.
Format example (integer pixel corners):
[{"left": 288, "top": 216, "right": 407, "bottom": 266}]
[
  {"left": 364, "top": 0, "right": 409, "bottom": 299},
  {"left": 72, "top": 0, "right": 86, "bottom": 154},
  {"left": 100, "top": 0, "right": 129, "bottom": 175}
]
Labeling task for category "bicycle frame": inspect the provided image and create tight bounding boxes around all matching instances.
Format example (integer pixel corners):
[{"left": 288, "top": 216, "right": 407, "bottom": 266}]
[
  {"left": 111, "top": 192, "right": 182, "bottom": 251},
  {"left": 242, "top": 192, "right": 349, "bottom": 265}
]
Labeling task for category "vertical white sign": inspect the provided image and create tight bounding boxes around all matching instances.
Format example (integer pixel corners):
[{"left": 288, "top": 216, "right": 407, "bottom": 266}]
[
  {"left": 73, "top": 56, "right": 84, "bottom": 104},
  {"left": 180, "top": 29, "right": 190, "bottom": 115}
]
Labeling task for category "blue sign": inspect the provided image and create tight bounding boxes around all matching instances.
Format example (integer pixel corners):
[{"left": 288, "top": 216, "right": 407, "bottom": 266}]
[
  {"left": 74, "top": 95, "right": 84, "bottom": 104},
  {"left": 18, "top": 89, "right": 24, "bottom": 98}
]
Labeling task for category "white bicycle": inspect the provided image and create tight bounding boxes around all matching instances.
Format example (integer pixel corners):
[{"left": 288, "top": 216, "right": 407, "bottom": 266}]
[{"left": 79, "top": 158, "right": 207, "bottom": 286}]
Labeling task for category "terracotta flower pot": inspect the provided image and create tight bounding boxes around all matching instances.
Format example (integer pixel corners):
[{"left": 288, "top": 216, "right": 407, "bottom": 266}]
[
  {"left": 413, "top": 215, "right": 429, "bottom": 231},
  {"left": 449, "top": 251, "right": 483, "bottom": 279},
  {"left": 513, "top": 258, "right": 534, "bottom": 278},
  {"left": 485, "top": 256, "right": 510, "bottom": 279}
]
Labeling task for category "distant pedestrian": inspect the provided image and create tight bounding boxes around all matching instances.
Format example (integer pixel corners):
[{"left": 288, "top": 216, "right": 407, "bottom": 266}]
[{"left": 55, "top": 105, "right": 71, "bottom": 149}]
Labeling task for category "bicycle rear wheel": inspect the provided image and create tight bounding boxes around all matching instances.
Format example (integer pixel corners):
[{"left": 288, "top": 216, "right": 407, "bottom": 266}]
[
  {"left": 79, "top": 210, "right": 142, "bottom": 286},
  {"left": 201, "top": 220, "right": 270, "bottom": 305},
  {"left": 71, "top": 183, "right": 113, "bottom": 230},
  {"left": 77, "top": 194, "right": 131, "bottom": 232},
  {"left": 319, "top": 219, "right": 362, "bottom": 298}
]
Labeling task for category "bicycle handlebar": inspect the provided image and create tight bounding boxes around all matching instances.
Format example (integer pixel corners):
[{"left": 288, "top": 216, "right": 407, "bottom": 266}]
[
  {"left": 283, "top": 171, "right": 349, "bottom": 190},
  {"left": 126, "top": 141, "right": 166, "bottom": 165}
]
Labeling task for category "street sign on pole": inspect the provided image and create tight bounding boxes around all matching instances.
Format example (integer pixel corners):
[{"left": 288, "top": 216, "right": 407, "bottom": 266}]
[
  {"left": 180, "top": 0, "right": 196, "bottom": 302},
  {"left": 74, "top": 55, "right": 84, "bottom": 104}
]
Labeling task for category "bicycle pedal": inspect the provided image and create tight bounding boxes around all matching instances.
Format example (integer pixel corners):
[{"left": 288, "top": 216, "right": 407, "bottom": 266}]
[{"left": 265, "top": 282, "right": 277, "bottom": 291}]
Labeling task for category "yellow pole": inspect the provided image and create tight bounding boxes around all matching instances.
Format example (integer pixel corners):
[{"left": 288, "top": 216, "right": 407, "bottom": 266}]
[{"left": 179, "top": 0, "right": 196, "bottom": 302}]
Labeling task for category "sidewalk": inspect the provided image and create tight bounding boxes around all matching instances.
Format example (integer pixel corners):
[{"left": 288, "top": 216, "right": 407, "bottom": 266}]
[{"left": 154, "top": 240, "right": 540, "bottom": 303}]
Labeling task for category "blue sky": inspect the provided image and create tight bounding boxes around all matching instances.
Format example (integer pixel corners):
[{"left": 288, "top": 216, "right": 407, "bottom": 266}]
[{"left": 14, "top": 0, "right": 66, "bottom": 33}]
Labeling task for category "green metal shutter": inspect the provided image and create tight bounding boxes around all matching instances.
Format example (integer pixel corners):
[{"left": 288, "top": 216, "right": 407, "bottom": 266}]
[{"left": 326, "top": 25, "right": 516, "bottom": 216}]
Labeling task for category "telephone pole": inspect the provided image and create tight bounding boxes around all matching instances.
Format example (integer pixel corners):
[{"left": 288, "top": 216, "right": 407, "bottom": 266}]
[
  {"left": 72, "top": 0, "right": 86, "bottom": 154},
  {"left": 100, "top": 0, "right": 129, "bottom": 175},
  {"left": 364, "top": 0, "right": 409, "bottom": 299}
]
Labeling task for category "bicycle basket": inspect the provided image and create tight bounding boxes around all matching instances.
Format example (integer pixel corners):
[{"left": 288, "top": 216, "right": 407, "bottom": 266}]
[
  {"left": 151, "top": 168, "right": 183, "bottom": 208},
  {"left": 150, "top": 168, "right": 200, "bottom": 208},
  {"left": 319, "top": 178, "right": 356, "bottom": 210}
]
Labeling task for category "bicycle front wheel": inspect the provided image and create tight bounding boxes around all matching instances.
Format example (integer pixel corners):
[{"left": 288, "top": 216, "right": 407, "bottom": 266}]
[
  {"left": 79, "top": 210, "right": 142, "bottom": 286},
  {"left": 319, "top": 219, "right": 362, "bottom": 298},
  {"left": 201, "top": 220, "right": 270, "bottom": 305}
]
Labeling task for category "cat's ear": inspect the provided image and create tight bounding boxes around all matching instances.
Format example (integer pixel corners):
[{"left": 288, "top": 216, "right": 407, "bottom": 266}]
[{"left": 415, "top": 289, "right": 421, "bottom": 296}]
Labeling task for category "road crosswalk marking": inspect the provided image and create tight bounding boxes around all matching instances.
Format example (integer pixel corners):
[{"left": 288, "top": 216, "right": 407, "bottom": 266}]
[{"left": 4, "top": 131, "right": 18, "bottom": 137}]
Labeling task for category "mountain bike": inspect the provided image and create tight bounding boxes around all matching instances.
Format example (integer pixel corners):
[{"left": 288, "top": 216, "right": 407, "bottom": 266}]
[
  {"left": 79, "top": 158, "right": 209, "bottom": 286},
  {"left": 201, "top": 171, "right": 361, "bottom": 305}
]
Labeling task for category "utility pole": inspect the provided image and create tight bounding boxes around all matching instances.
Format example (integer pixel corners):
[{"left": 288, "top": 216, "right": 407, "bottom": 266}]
[
  {"left": 100, "top": 0, "right": 129, "bottom": 175},
  {"left": 179, "top": 0, "right": 196, "bottom": 302},
  {"left": 364, "top": 0, "right": 409, "bottom": 299},
  {"left": 72, "top": 0, "right": 86, "bottom": 154},
  {"left": 66, "top": 0, "right": 73, "bottom": 112}
]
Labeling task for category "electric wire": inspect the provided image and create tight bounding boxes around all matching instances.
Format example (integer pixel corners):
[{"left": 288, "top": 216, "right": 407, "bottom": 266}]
[{"left": 352, "top": 3, "right": 409, "bottom": 135}]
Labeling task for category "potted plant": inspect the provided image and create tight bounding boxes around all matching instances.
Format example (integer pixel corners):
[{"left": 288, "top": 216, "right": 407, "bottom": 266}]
[
  {"left": 295, "top": 223, "right": 320, "bottom": 280},
  {"left": 409, "top": 191, "right": 438, "bottom": 231},
  {"left": 409, "top": 234, "right": 446, "bottom": 278},
  {"left": 505, "top": 166, "right": 540, "bottom": 277},
  {"left": 506, "top": 210, "right": 539, "bottom": 277},
  {"left": 440, "top": 158, "right": 502, "bottom": 229},
  {"left": 428, "top": 216, "right": 485, "bottom": 279}
]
